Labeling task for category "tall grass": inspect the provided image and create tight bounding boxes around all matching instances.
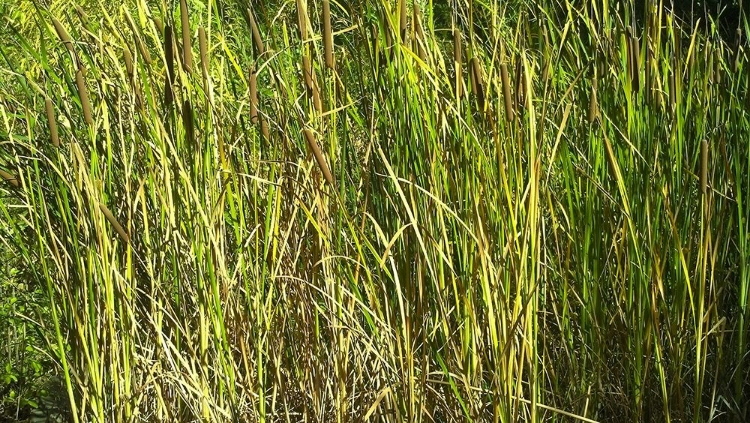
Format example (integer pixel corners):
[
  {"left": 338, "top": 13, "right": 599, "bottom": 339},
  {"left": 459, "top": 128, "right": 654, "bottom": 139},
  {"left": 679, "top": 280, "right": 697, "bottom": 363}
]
[{"left": 0, "top": 0, "right": 748, "bottom": 421}]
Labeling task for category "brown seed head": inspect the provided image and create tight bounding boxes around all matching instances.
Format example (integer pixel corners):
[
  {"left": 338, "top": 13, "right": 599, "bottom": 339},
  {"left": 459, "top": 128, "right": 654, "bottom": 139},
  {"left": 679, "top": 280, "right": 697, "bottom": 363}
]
[
  {"left": 303, "top": 129, "right": 334, "bottom": 185},
  {"left": 75, "top": 69, "right": 93, "bottom": 125},
  {"left": 99, "top": 203, "right": 130, "bottom": 243},
  {"left": 180, "top": 0, "right": 193, "bottom": 72}
]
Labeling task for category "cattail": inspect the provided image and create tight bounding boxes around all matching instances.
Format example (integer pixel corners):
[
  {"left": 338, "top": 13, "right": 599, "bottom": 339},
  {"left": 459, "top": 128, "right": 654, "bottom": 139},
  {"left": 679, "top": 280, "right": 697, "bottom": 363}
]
[
  {"left": 180, "top": 0, "right": 193, "bottom": 72},
  {"left": 247, "top": 8, "right": 265, "bottom": 56},
  {"left": 153, "top": 17, "right": 164, "bottom": 35},
  {"left": 302, "top": 54, "right": 314, "bottom": 91},
  {"left": 514, "top": 59, "right": 525, "bottom": 113},
  {"left": 52, "top": 18, "right": 74, "bottom": 53},
  {"left": 199, "top": 27, "right": 209, "bottom": 81},
  {"left": 701, "top": 139, "right": 708, "bottom": 197},
  {"left": 164, "top": 25, "right": 174, "bottom": 108},
  {"left": 74, "top": 5, "right": 89, "bottom": 23},
  {"left": 453, "top": 28, "right": 463, "bottom": 98},
  {"left": 45, "top": 98, "right": 60, "bottom": 147},
  {"left": 296, "top": 0, "right": 309, "bottom": 41},
  {"left": 500, "top": 63, "right": 514, "bottom": 121},
  {"left": 413, "top": 3, "right": 425, "bottom": 61},
  {"left": 644, "top": 42, "right": 651, "bottom": 102},
  {"left": 249, "top": 67, "right": 259, "bottom": 123},
  {"left": 629, "top": 27, "right": 640, "bottom": 93},
  {"left": 303, "top": 129, "right": 334, "bottom": 185},
  {"left": 470, "top": 57, "right": 485, "bottom": 109},
  {"left": 399, "top": 0, "right": 407, "bottom": 42},
  {"left": 0, "top": 169, "right": 19, "bottom": 188},
  {"left": 99, "top": 203, "right": 130, "bottom": 243},
  {"left": 183, "top": 100, "right": 194, "bottom": 145},
  {"left": 123, "top": 48, "right": 133, "bottom": 78},
  {"left": 75, "top": 69, "right": 93, "bottom": 125},
  {"left": 588, "top": 70, "right": 598, "bottom": 124},
  {"left": 124, "top": 10, "right": 152, "bottom": 65},
  {"left": 261, "top": 120, "right": 270, "bottom": 141},
  {"left": 322, "top": 0, "right": 334, "bottom": 70}
]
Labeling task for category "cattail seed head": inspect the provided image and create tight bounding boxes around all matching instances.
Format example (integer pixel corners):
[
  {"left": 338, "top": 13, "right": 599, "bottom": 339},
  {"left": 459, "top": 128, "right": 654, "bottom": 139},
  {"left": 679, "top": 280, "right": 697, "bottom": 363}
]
[
  {"left": 247, "top": 8, "right": 265, "bottom": 56},
  {"left": 99, "top": 203, "right": 130, "bottom": 243},
  {"left": 183, "top": 100, "right": 194, "bottom": 145},
  {"left": 453, "top": 29, "right": 463, "bottom": 98},
  {"left": 322, "top": 0, "right": 334, "bottom": 70},
  {"left": 0, "top": 169, "right": 19, "bottom": 188},
  {"left": 296, "top": 0, "right": 309, "bottom": 41},
  {"left": 75, "top": 69, "right": 93, "bottom": 125},
  {"left": 470, "top": 57, "right": 485, "bottom": 109},
  {"left": 52, "top": 18, "right": 74, "bottom": 52},
  {"left": 303, "top": 129, "right": 334, "bottom": 185},
  {"left": 399, "top": 0, "right": 407, "bottom": 42},
  {"left": 153, "top": 17, "right": 164, "bottom": 35},
  {"left": 45, "top": 98, "right": 60, "bottom": 147},
  {"left": 123, "top": 48, "right": 133, "bottom": 78},
  {"left": 261, "top": 120, "right": 270, "bottom": 141},
  {"left": 500, "top": 63, "right": 514, "bottom": 121},
  {"left": 180, "top": 0, "right": 193, "bottom": 72}
]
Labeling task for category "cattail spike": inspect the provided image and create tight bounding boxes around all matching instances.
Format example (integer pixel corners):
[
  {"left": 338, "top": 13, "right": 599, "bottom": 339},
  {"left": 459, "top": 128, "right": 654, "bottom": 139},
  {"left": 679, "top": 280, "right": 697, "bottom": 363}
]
[
  {"left": 52, "top": 18, "right": 74, "bottom": 53},
  {"left": 399, "top": 0, "right": 407, "bottom": 42},
  {"left": 123, "top": 48, "right": 133, "bottom": 79},
  {"left": 199, "top": 27, "right": 209, "bottom": 81},
  {"left": 247, "top": 8, "right": 265, "bottom": 56},
  {"left": 500, "top": 63, "right": 514, "bottom": 121},
  {"left": 454, "top": 28, "right": 463, "bottom": 98},
  {"left": 303, "top": 129, "right": 334, "bottom": 185},
  {"left": 322, "top": 0, "right": 334, "bottom": 70},
  {"left": 180, "top": 0, "right": 193, "bottom": 72},
  {"left": 165, "top": 25, "right": 175, "bottom": 108},
  {"left": 75, "top": 69, "right": 93, "bottom": 125}
]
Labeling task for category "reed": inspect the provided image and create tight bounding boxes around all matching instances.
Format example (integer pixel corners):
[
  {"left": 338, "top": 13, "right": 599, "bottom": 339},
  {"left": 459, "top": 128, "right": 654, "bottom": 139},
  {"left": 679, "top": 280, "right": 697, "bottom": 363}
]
[
  {"left": 45, "top": 98, "right": 60, "bottom": 147},
  {"left": 303, "top": 128, "right": 333, "bottom": 185},
  {"left": 180, "top": 0, "right": 193, "bottom": 72}
]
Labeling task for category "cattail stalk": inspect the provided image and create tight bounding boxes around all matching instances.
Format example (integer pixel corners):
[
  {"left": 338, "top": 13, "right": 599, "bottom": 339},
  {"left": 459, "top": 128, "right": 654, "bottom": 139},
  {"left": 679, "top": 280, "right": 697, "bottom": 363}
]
[
  {"left": 303, "top": 129, "right": 334, "bottom": 185},
  {"left": 322, "top": 0, "right": 334, "bottom": 70},
  {"left": 76, "top": 69, "right": 93, "bottom": 125},
  {"left": 0, "top": 169, "right": 19, "bottom": 188},
  {"left": 180, "top": 0, "right": 193, "bottom": 72},
  {"left": 501, "top": 63, "right": 514, "bottom": 121},
  {"left": 100, "top": 203, "right": 130, "bottom": 243},
  {"left": 46, "top": 98, "right": 60, "bottom": 147}
]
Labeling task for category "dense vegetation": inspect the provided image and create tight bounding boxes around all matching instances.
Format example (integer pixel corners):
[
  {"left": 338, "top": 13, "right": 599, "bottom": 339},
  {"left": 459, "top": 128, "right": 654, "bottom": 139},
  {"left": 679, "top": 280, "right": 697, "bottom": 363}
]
[{"left": 1, "top": 0, "right": 749, "bottom": 421}]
